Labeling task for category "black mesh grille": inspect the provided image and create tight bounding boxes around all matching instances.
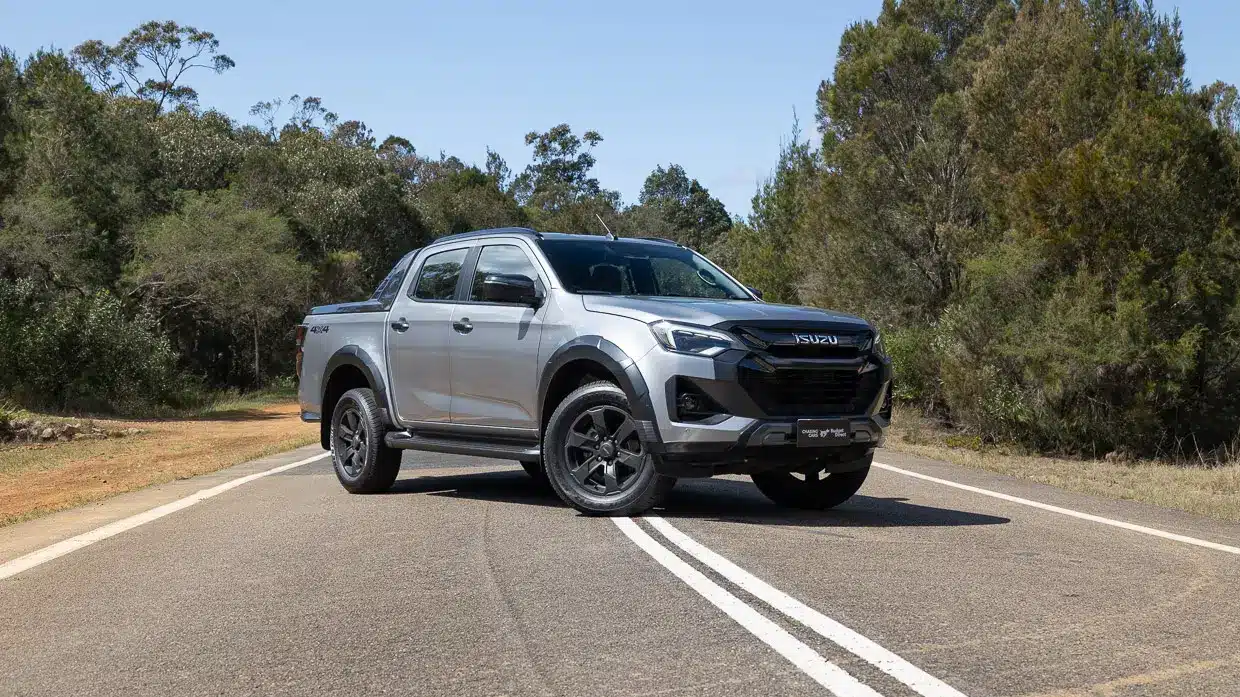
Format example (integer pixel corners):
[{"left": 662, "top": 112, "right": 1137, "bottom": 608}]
[
  {"left": 760, "top": 344, "right": 861, "bottom": 360},
  {"left": 739, "top": 367, "right": 880, "bottom": 417}
]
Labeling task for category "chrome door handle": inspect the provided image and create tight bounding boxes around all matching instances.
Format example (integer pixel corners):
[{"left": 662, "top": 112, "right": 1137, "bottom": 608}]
[
  {"left": 390, "top": 318, "right": 410, "bottom": 333},
  {"left": 452, "top": 318, "right": 473, "bottom": 334}
]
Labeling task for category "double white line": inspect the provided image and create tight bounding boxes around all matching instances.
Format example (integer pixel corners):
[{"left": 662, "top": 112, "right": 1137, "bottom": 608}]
[{"left": 614, "top": 516, "right": 967, "bottom": 697}]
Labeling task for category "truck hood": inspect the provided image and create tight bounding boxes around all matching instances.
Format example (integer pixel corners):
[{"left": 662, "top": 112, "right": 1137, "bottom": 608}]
[{"left": 581, "top": 296, "right": 872, "bottom": 329}]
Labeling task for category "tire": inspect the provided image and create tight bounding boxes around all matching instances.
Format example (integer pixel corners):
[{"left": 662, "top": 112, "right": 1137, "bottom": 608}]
[
  {"left": 330, "top": 387, "right": 401, "bottom": 494},
  {"left": 543, "top": 381, "right": 675, "bottom": 516},
  {"left": 751, "top": 453, "right": 872, "bottom": 510},
  {"left": 520, "top": 458, "right": 550, "bottom": 487}
]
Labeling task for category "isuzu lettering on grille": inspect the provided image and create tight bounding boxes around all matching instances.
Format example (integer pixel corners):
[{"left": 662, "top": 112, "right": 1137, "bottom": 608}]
[{"left": 792, "top": 333, "right": 839, "bottom": 345}]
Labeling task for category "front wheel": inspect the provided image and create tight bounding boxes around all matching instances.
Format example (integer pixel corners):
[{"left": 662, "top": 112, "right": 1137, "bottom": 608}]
[
  {"left": 331, "top": 387, "right": 401, "bottom": 494},
  {"left": 751, "top": 454, "right": 872, "bottom": 510},
  {"left": 543, "top": 381, "right": 675, "bottom": 516}
]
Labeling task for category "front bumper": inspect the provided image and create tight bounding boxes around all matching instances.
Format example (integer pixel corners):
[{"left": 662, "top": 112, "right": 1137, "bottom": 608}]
[{"left": 632, "top": 342, "right": 892, "bottom": 478}]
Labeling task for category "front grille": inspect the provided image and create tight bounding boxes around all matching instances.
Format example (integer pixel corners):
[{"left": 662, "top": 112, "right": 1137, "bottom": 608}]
[
  {"left": 739, "top": 366, "right": 880, "bottom": 417},
  {"left": 761, "top": 344, "right": 861, "bottom": 360}
]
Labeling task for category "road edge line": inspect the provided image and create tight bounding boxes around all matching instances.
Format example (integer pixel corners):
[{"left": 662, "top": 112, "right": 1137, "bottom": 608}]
[
  {"left": 872, "top": 461, "right": 1240, "bottom": 556},
  {"left": 645, "top": 515, "right": 968, "bottom": 697},
  {"left": 0, "top": 452, "right": 329, "bottom": 581},
  {"left": 611, "top": 518, "right": 883, "bottom": 697}
]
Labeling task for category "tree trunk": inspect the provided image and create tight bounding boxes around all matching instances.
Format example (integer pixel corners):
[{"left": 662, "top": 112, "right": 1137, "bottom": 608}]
[{"left": 253, "top": 319, "right": 261, "bottom": 388}]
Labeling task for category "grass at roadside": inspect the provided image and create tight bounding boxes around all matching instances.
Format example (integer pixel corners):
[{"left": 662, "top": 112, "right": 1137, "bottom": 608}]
[
  {"left": 885, "top": 406, "right": 1240, "bottom": 523},
  {"left": 0, "top": 401, "right": 317, "bottom": 527}
]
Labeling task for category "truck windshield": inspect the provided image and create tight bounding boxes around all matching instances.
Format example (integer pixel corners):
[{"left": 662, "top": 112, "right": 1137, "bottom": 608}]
[{"left": 536, "top": 239, "right": 752, "bottom": 300}]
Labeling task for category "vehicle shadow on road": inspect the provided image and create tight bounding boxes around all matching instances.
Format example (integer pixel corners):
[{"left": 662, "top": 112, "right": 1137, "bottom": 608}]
[
  {"left": 386, "top": 468, "right": 1010, "bottom": 528},
  {"left": 662, "top": 477, "right": 1010, "bottom": 528}
]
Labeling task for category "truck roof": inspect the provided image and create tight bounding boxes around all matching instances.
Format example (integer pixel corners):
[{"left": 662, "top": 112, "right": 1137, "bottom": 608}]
[{"left": 429, "top": 228, "right": 682, "bottom": 247}]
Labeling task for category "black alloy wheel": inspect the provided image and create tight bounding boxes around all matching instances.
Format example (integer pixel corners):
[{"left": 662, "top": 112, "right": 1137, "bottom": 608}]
[
  {"left": 562, "top": 405, "right": 646, "bottom": 496},
  {"left": 334, "top": 405, "right": 369, "bottom": 478}
]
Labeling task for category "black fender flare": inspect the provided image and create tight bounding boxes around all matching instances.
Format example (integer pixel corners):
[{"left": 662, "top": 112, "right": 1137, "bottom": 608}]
[
  {"left": 322, "top": 346, "right": 392, "bottom": 447},
  {"left": 538, "top": 337, "right": 661, "bottom": 443}
]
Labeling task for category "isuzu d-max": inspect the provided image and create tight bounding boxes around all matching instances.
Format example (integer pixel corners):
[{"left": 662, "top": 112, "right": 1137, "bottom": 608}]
[{"left": 296, "top": 227, "right": 892, "bottom": 515}]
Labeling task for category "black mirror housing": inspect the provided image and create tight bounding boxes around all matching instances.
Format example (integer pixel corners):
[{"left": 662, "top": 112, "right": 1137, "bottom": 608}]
[
  {"left": 748, "top": 286, "right": 764, "bottom": 300},
  {"left": 481, "top": 273, "right": 540, "bottom": 306}
]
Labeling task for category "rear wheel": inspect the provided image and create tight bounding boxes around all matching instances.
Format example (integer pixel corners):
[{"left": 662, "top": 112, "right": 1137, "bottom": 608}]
[
  {"left": 331, "top": 387, "right": 401, "bottom": 494},
  {"left": 543, "top": 382, "right": 675, "bottom": 516},
  {"left": 751, "top": 453, "right": 872, "bottom": 510}
]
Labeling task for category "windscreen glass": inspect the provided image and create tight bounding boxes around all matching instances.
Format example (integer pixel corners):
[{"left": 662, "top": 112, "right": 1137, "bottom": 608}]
[{"left": 536, "top": 239, "right": 751, "bottom": 300}]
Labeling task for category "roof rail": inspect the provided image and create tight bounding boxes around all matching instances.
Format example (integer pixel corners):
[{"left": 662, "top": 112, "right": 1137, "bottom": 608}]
[
  {"left": 432, "top": 227, "right": 539, "bottom": 244},
  {"left": 630, "top": 236, "right": 682, "bottom": 246}
]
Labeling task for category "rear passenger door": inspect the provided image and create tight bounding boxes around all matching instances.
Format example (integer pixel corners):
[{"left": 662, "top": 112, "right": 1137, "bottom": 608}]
[
  {"left": 448, "top": 243, "right": 547, "bottom": 430},
  {"left": 386, "top": 245, "right": 470, "bottom": 425}
]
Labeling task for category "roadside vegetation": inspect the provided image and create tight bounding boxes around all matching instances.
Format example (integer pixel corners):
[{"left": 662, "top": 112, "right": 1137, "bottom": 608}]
[
  {"left": 887, "top": 407, "right": 1240, "bottom": 522},
  {"left": 2, "top": 2, "right": 1240, "bottom": 512}
]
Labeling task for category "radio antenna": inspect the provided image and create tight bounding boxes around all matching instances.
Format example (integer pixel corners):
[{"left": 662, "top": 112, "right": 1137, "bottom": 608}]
[{"left": 596, "top": 214, "right": 616, "bottom": 240}]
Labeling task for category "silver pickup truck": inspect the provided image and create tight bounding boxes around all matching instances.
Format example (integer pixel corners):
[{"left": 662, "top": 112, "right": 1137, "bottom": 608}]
[{"left": 296, "top": 228, "right": 892, "bottom": 515}]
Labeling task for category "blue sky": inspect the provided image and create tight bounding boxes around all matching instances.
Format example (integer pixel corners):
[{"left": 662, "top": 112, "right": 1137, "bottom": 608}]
[{"left": 2, "top": 0, "right": 1237, "bottom": 217}]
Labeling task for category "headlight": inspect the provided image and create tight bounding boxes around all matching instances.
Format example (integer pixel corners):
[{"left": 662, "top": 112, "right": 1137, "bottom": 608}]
[
  {"left": 871, "top": 330, "right": 889, "bottom": 359},
  {"left": 649, "top": 321, "right": 743, "bottom": 357}
]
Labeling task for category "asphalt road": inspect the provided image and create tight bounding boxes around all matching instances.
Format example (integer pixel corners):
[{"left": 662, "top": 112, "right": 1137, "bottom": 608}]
[{"left": 2, "top": 446, "right": 1239, "bottom": 697}]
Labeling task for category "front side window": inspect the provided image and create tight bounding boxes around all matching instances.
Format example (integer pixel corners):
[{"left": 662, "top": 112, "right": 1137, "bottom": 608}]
[
  {"left": 536, "top": 239, "right": 751, "bottom": 300},
  {"left": 412, "top": 248, "right": 468, "bottom": 300},
  {"left": 469, "top": 245, "right": 542, "bottom": 301}
]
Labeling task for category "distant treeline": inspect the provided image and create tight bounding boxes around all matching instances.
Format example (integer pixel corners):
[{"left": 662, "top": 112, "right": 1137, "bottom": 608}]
[{"left": 4, "top": 2, "right": 1240, "bottom": 460}]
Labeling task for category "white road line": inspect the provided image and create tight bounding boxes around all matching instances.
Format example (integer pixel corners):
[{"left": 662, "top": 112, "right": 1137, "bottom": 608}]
[
  {"left": 612, "top": 517, "right": 883, "bottom": 697},
  {"left": 645, "top": 516, "right": 968, "bottom": 697},
  {"left": 872, "top": 461, "right": 1240, "bottom": 556},
  {"left": 0, "top": 453, "right": 329, "bottom": 581}
]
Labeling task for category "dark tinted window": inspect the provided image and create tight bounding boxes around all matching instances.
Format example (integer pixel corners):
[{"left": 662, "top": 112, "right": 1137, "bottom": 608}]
[
  {"left": 536, "top": 239, "right": 750, "bottom": 299},
  {"left": 371, "top": 249, "right": 418, "bottom": 307},
  {"left": 469, "top": 245, "right": 541, "bottom": 301},
  {"left": 412, "top": 248, "right": 468, "bottom": 300}
]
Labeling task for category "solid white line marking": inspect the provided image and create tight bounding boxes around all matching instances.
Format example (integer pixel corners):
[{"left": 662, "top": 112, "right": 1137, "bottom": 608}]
[
  {"left": 872, "top": 461, "right": 1240, "bottom": 556},
  {"left": 0, "top": 453, "right": 329, "bottom": 581},
  {"left": 645, "top": 516, "right": 968, "bottom": 697},
  {"left": 612, "top": 518, "right": 883, "bottom": 697}
]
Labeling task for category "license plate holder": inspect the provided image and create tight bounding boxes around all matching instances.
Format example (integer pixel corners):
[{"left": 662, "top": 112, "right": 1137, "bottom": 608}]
[{"left": 796, "top": 419, "right": 851, "bottom": 447}]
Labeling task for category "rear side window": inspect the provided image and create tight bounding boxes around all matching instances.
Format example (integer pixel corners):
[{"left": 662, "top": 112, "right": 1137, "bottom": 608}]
[
  {"left": 371, "top": 249, "right": 418, "bottom": 308},
  {"left": 411, "top": 248, "right": 468, "bottom": 300}
]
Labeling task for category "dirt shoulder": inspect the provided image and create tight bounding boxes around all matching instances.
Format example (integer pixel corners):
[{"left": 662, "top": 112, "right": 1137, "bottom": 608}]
[
  {"left": 0, "top": 403, "right": 317, "bottom": 527},
  {"left": 885, "top": 408, "right": 1240, "bottom": 523}
]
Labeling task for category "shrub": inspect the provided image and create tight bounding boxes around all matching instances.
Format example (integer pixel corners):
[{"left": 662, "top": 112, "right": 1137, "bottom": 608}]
[{"left": 0, "top": 279, "right": 192, "bottom": 413}]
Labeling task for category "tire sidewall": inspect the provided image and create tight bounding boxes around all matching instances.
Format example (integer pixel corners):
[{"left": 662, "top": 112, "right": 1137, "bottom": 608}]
[{"left": 543, "top": 382, "right": 665, "bottom": 514}]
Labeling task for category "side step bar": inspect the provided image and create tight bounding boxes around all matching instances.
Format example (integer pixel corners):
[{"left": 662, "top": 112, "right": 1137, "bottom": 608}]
[{"left": 383, "top": 430, "right": 540, "bottom": 460}]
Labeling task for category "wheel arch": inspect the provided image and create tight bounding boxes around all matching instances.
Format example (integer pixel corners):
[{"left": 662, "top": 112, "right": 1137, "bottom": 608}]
[
  {"left": 321, "top": 346, "right": 391, "bottom": 449},
  {"left": 538, "top": 338, "right": 659, "bottom": 443}
]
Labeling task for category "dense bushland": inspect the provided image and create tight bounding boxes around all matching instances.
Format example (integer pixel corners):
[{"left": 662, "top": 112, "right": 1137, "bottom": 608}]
[{"left": 740, "top": 0, "right": 1240, "bottom": 458}]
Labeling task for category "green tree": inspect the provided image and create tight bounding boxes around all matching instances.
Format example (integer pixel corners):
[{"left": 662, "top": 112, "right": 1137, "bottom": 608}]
[
  {"left": 512, "top": 124, "right": 620, "bottom": 230},
  {"left": 723, "top": 130, "right": 819, "bottom": 304},
  {"left": 71, "top": 21, "right": 234, "bottom": 112},
  {"left": 624, "top": 164, "right": 731, "bottom": 250},
  {"left": 940, "top": 0, "right": 1240, "bottom": 454},
  {"left": 802, "top": 0, "right": 1001, "bottom": 325},
  {"left": 127, "top": 190, "right": 309, "bottom": 385}
]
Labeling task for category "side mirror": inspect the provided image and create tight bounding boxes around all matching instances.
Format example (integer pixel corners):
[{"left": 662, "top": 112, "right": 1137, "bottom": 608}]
[
  {"left": 481, "top": 273, "right": 541, "bottom": 306},
  {"left": 748, "top": 286, "right": 764, "bottom": 300}
]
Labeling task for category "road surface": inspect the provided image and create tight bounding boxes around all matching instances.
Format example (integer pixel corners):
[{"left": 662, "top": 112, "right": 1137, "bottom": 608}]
[{"left": 2, "top": 445, "right": 1238, "bottom": 696}]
